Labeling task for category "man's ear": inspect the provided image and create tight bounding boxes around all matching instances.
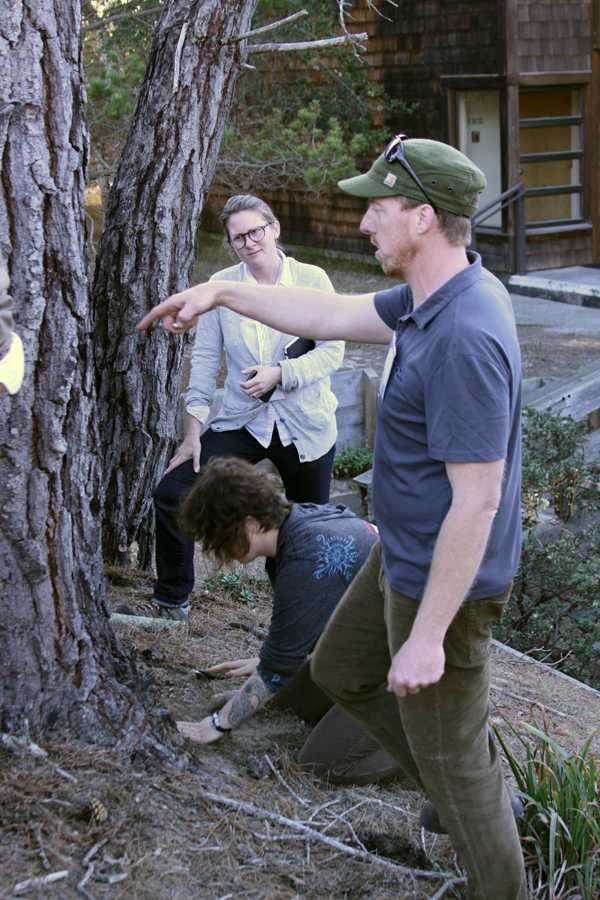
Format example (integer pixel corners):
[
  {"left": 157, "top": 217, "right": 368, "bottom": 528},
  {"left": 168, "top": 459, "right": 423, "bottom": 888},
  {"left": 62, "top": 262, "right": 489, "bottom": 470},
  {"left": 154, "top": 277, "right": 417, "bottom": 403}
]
[
  {"left": 245, "top": 516, "right": 261, "bottom": 537},
  {"left": 416, "top": 204, "right": 436, "bottom": 234},
  {"left": 272, "top": 218, "right": 281, "bottom": 240}
]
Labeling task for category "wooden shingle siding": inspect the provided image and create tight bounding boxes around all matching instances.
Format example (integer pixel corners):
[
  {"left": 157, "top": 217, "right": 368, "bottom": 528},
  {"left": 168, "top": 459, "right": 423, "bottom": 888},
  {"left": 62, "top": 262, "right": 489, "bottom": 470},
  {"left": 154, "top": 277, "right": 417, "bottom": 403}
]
[{"left": 517, "top": 0, "right": 591, "bottom": 71}]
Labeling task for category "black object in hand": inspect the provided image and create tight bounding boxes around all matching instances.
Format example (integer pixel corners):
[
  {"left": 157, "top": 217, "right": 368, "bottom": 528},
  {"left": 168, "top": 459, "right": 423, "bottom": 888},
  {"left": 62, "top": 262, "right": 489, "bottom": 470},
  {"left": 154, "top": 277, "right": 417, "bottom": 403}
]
[{"left": 258, "top": 337, "right": 317, "bottom": 402}]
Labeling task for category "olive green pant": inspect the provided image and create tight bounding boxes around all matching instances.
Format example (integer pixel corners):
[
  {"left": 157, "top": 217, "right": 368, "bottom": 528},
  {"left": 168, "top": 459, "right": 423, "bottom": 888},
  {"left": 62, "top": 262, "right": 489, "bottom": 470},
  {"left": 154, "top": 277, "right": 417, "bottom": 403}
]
[
  {"left": 272, "top": 660, "right": 404, "bottom": 785},
  {"left": 310, "top": 542, "right": 528, "bottom": 900}
]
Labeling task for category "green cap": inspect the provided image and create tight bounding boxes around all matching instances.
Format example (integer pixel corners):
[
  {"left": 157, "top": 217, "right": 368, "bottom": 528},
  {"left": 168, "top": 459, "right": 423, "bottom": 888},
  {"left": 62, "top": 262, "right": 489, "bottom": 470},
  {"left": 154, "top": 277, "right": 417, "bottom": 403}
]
[{"left": 338, "top": 138, "right": 486, "bottom": 217}]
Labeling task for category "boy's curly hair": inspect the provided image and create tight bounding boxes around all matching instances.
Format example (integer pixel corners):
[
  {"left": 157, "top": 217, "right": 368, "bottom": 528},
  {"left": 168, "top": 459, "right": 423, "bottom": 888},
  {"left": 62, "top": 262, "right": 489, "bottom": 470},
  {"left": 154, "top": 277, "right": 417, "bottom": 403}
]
[{"left": 178, "top": 457, "right": 291, "bottom": 564}]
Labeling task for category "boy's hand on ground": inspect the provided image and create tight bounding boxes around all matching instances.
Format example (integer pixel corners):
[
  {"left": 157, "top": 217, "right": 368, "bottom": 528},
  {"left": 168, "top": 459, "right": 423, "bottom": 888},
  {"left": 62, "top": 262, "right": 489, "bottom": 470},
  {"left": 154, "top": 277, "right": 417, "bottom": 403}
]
[
  {"left": 177, "top": 717, "right": 223, "bottom": 744},
  {"left": 387, "top": 638, "right": 445, "bottom": 697},
  {"left": 204, "top": 657, "right": 259, "bottom": 678}
]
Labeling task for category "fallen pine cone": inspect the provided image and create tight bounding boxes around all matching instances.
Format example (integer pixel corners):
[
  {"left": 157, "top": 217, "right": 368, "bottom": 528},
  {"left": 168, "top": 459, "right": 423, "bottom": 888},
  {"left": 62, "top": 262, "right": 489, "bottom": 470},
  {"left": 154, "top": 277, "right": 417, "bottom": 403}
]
[{"left": 74, "top": 796, "right": 109, "bottom": 825}]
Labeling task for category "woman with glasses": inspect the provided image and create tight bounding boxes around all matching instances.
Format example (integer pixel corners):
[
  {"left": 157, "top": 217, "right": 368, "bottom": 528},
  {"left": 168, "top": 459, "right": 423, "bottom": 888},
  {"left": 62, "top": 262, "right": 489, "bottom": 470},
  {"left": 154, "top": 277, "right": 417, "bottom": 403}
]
[{"left": 150, "top": 194, "right": 344, "bottom": 619}]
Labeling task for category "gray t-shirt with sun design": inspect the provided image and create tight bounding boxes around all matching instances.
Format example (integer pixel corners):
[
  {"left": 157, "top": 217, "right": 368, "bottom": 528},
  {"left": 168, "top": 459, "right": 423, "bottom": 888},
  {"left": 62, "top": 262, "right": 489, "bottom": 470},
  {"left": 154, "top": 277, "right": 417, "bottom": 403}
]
[{"left": 257, "top": 503, "right": 378, "bottom": 688}]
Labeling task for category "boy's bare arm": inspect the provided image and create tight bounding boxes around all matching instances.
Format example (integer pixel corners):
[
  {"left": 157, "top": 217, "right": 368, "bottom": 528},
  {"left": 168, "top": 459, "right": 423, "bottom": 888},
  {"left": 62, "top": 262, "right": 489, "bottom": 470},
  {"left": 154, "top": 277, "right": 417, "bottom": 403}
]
[{"left": 177, "top": 671, "right": 273, "bottom": 745}]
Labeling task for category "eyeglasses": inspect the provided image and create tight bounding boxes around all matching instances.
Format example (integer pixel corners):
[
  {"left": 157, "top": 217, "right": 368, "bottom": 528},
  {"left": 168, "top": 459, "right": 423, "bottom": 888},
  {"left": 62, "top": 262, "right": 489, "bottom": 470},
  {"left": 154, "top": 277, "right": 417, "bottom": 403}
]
[
  {"left": 383, "top": 134, "right": 437, "bottom": 211},
  {"left": 229, "top": 222, "right": 273, "bottom": 249}
]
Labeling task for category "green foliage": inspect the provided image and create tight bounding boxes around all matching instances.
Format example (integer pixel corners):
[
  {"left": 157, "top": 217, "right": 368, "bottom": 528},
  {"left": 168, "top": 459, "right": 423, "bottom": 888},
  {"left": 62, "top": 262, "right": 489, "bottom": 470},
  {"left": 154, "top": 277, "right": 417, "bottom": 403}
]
[
  {"left": 495, "top": 410, "right": 600, "bottom": 687},
  {"left": 219, "top": 101, "right": 373, "bottom": 195},
  {"left": 332, "top": 447, "right": 374, "bottom": 480},
  {"left": 216, "top": 0, "right": 415, "bottom": 194},
  {"left": 495, "top": 528, "right": 600, "bottom": 687},
  {"left": 495, "top": 723, "right": 600, "bottom": 898},
  {"left": 83, "top": 0, "right": 418, "bottom": 195},
  {"left": 522, "top": 408, "right": 589, "bottom": 524},
  {"left": 202, "top": 571, "right": 256, "bottom": 605},
  {"left": 83, "top": 1, "right": 160, "bottom": 181}
]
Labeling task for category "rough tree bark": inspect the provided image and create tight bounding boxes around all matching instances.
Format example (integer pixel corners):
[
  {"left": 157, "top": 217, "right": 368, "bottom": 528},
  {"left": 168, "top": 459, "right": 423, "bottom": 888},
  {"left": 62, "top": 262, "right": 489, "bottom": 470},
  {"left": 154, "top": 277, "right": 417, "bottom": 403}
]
[
  {"left": 92, "top": 0, "right": 258, "bottom": 568},
  {"left": 0, "top": 1, "right": 175, "bottom": 755}
]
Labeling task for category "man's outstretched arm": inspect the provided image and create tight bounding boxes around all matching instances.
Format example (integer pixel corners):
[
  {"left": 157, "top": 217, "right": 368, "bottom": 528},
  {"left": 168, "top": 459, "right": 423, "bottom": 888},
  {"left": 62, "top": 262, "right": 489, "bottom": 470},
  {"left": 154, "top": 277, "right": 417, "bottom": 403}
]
[{"left": 137, "top": 280, "right": 393, "bottom": 345}]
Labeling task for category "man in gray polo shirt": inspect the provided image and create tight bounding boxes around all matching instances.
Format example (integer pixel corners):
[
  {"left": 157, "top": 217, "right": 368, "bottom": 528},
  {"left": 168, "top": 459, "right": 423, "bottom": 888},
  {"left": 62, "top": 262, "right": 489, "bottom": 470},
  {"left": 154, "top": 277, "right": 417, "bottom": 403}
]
[{"left": 138, "top": 137, "right": 526, "bottom": 900}]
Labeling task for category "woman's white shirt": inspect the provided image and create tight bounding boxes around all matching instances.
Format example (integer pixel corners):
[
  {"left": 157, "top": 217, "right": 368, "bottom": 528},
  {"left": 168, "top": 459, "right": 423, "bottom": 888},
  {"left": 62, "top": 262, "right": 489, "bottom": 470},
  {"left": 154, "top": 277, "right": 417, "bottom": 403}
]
[{"left": 185, "top": 254, "right": 344, "bottom": 462}]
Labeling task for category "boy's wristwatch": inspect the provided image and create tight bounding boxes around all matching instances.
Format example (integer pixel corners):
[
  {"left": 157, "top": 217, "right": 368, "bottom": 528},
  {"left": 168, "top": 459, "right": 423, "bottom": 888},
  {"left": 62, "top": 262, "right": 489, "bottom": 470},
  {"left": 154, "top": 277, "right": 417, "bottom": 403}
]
[{"left": 211, "top": 710, "right": 232, "bottom": 733}]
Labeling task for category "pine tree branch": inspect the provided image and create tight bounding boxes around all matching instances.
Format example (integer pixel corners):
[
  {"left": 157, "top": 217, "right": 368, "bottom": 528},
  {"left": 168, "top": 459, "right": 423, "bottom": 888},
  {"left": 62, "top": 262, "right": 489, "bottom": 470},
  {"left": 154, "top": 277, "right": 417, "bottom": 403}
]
[
  {"left": 247, "top": 32, "right": 368, "bottom": 55},
  {"left": 235, "top": 10, "right": 309, "bottom": 41}
]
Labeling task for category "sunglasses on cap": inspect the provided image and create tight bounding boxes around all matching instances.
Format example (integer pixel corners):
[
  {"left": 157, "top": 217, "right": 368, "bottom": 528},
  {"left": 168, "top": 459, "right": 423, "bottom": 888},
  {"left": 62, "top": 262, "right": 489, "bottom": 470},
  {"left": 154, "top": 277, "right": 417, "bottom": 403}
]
[{"left": 383, "top": 134, "right": 437, "bottom": 212}]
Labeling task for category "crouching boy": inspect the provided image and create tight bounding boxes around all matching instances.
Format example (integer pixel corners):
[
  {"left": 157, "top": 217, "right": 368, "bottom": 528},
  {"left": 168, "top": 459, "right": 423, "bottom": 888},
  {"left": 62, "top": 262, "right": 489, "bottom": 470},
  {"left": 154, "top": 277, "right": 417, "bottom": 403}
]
[{"left": 176, "top": 456, "right": 402, "bottom": 785}]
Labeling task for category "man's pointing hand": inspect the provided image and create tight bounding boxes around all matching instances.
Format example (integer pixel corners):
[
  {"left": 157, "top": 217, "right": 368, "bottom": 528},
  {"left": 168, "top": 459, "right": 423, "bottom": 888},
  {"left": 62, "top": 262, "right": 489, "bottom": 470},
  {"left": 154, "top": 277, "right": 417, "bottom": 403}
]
[{"left": 136, "top": 282, "right": 220, "bottom": 333}]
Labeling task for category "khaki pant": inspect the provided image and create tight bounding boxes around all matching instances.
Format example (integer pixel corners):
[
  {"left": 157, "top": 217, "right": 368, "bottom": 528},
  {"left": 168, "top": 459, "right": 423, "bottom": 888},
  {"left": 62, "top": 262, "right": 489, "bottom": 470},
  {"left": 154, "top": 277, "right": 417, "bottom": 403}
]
[{"left": 310, "top": 542, "right": 528, "bottom": 900}]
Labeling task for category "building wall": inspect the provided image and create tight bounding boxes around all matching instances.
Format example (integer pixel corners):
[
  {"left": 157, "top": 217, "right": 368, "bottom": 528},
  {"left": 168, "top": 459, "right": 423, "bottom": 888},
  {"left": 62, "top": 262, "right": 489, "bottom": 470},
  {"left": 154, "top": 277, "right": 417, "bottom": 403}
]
[
  {"left": 525, "top": 229, "right": 593, "bottom": 269},
  {"left": 208, "top": 0, "right": 506, "bottom": 255},
  {"left": 516, "top": 0, "right": 592, "bottom": 72},
  {"left": 206, "top": 2, "right": 596, "bottom": 272},
  {"left": 357, "top": 0, "right": 505, "bottom": 138}
]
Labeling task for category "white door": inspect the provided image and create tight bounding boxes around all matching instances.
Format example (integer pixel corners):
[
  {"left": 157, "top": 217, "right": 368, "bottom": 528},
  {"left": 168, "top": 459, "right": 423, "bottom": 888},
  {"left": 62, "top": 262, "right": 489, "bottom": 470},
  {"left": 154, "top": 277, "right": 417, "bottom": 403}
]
[{"left": 457, "top": 91, "right": 502, "bottom": 227}]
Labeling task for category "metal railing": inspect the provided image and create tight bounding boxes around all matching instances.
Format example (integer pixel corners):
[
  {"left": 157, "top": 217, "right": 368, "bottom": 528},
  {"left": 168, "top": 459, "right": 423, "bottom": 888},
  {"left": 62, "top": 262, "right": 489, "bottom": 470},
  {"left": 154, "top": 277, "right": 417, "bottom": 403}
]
[{"left": 471, "top": 183, "right": 527, "bottom": 274}]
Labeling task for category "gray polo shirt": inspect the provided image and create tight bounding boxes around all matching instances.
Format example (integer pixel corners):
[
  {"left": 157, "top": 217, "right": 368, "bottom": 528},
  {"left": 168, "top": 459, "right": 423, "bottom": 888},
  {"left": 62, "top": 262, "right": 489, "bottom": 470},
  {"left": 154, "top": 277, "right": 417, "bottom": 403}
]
[{"left": 373, "top": 253, "right": 522, "bottom": 601}]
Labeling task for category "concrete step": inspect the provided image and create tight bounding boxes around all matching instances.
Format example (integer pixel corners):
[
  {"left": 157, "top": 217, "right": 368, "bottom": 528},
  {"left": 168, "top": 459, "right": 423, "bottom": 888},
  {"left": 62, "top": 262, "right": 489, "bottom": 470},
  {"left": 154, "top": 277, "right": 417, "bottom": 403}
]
[{"left": 509, "top": 272, "right": 600, "bottom": 309}]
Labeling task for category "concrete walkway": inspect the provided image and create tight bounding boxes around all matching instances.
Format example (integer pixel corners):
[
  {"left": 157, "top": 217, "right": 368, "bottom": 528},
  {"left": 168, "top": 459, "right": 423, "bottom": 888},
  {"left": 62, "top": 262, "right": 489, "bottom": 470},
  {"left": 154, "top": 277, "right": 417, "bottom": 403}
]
[{"left": 511, "top": 291, "right": 600, "bottom": 334}]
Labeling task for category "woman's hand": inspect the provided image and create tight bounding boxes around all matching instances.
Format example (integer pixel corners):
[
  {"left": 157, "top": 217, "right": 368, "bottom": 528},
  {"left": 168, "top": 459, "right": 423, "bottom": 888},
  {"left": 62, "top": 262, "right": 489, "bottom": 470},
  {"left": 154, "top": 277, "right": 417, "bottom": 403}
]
[
  {"left": 164, "top": 416, "right": 202, "bottom": 475},
  {"left": 177, "top": 717, "right": 223, "bottom": 745},
  {"left": 240, "top": 366, "right": 281, "bottom": 400},
  {"left": 204, "top": 657, "right": 259, "bottom": 679}
]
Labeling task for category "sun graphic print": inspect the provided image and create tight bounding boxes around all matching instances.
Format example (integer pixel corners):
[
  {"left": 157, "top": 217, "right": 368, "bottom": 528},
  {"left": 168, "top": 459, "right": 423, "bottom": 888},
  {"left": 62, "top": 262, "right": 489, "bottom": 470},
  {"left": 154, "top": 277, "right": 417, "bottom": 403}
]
[{"left": 313, "top": 534, "right": 359, "bottom": 582}]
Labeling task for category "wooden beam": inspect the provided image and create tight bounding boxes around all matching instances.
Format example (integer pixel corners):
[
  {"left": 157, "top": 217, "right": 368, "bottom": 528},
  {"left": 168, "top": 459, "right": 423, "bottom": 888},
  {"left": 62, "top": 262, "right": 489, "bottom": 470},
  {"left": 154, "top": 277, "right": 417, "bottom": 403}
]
[
  {"left": 514, "top": 72, "right": 591, "bottom": 86},
  {"left": 525, "top": 361, "right": 600, "bottom": 425}
]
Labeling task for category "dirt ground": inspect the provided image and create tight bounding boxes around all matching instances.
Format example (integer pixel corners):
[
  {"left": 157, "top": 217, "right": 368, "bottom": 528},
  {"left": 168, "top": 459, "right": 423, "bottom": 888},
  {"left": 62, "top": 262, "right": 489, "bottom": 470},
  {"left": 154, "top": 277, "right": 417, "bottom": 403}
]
[{"left": 2, "top": 565, "right": 599, "bottom": 900}]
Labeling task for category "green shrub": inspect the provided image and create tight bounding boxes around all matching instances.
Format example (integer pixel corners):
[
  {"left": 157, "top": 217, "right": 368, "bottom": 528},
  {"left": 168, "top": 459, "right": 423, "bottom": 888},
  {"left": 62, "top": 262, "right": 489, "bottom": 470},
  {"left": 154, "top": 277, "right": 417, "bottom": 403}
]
[
  {"left": 495, "top": 528, "right": 600, "bottom": 688},
  {"left": 332, "top": 447, "right": 373, "bottom": 480},
  {"left": 522, "top": 408, "right": 589, "bottom": 523},
  {"left": 495, "top": 723, "right": 600, "bottom": 898},
  {"left": 496, "top": 410, "right": 600, "bottom": 687}
]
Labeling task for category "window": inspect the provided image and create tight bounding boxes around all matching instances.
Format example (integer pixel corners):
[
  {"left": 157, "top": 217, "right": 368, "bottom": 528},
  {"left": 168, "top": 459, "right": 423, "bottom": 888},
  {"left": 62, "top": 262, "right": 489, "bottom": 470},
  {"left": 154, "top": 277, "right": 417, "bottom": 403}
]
[{"left": 519, "top": 87, "right": 585, "bottom": 227}]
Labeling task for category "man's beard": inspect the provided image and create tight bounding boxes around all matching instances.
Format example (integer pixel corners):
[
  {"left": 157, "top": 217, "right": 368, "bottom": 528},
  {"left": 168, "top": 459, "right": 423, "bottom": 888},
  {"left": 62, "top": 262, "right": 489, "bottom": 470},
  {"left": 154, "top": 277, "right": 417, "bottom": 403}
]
[{"left": 380, "top": 242, "right": 418, "bottom": 278}]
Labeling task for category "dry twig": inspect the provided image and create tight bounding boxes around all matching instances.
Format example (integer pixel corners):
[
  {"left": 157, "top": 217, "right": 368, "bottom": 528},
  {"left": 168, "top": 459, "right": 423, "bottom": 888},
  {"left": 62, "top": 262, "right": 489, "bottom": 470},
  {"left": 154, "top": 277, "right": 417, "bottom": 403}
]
[
  {"left": 77, "top": 863, "right": 94, "bottom": 894},
  {"left": 13, "top": 870, "right": 69, "bottom": 895},
  {"left": 30, "top": 824, "right": 50, "bottom": 871},
  {"left": 491, "top": 683, "right": 573, "bottom": 719},
  {"left": 82, "top": 837, "right": 109, "bottom": 868},
  {"left": 83, "top": 4, "right": 161, "bottom": 33},
  {"left": 263, "top": 754, "right": 309, "bottom": 807},
  {"left": 205, "top": 790, "right": 465, "bottom": 887}
]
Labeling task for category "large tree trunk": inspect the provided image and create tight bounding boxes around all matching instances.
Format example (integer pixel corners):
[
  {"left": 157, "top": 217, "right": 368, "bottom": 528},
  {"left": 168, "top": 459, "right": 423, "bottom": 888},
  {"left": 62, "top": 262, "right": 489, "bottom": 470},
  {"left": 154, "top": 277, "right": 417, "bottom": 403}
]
[
  {"left": 0, "top": 1, "right": 173, "bottom": 756},
  {"left": 92, "top": 0, "right": 258, "bottom": 568}
]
